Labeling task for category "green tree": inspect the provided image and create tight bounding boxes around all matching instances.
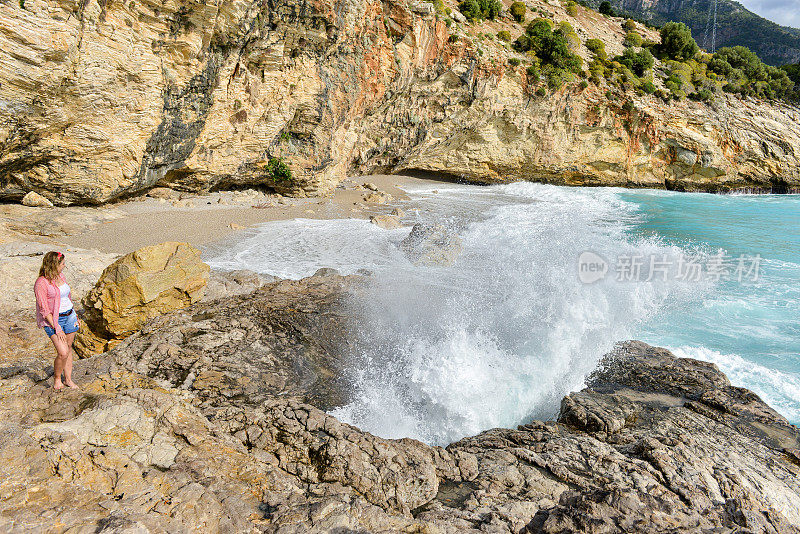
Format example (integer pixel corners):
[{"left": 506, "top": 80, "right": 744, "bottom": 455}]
[
  {"left": 599, "top": 1, "right": 614, "bottom": 16},
  {"left": 565, "top": 0, "right": 577, "bottom": 16},
  {"left": 616, "top": 47, "right": 654, "bottom": 76},
  {"left": 510, "top": 1, "right": 526, "bottom": 22},
  {"left": 659, "top": 22, "right": 698, "bottom": 61},
  {"left": 497, "top": 30, "right": 512, "bottom": 42}
]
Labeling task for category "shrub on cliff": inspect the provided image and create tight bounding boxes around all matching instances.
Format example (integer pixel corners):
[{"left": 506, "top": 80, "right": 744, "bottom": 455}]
[
  {"left": 607, "top": 61, "right": 637, "bottom": 89},
  {"left": 641, "top": 80, "right": 656, "bottom": 94},
  {"left": 598, "top": 1, "right": 614, "bottom": 16},
  {"left": 526, "top": 63, "right": 541, "bottom": 83},
  {"left": 586, "top": 38, "right": 607, "bottom": 61},
  {"left": 565, "top": 1, "right": 577, "bottom": 16},
  {"left": 510, "top": 1, "right": 526, "bottom": 22},
  {"left": 622, "top": 19, "right": 636, "bottom": 31},
  {"left": 665, "top": 73, "right": 686, "bottom": 99},
  {"left": 458, "top": 0, "right": 480, "bottom": 21},
  {"left": 458, "top": 0, "right": 501, "bottom": 21},
  {"left": 513, "top": 18, "right": 582, "bottom": 89},
  {"left": 689, "top": 88, "right": 713, "bottom": 101},
  {"left": 429, "top": 0, "right": 446, "bottom": 15},
  {"left": 782, "top": 63, "right": 800, "bottom": 99},
  {"left": 658, "top": 22, "right": 698, "bottom": 61},
  {"left": 497, "top": 30, "right": 511, "bottom": 42},
  {"left": 615, "top": 47, "right": 653, "bottom": 76},
  {"left": 588, "top": 58, "right": 606, "bottom": 84},
  {"left": 515, "top": 19, "right": 578, "bottom": 68},
  {"left": 782, "top": 63, "right": 800, "bottom": 85},
  {"left": 709, "top": 46, "right": 795, "bottom": 99},
  {"left": 624, "top": 31, "right": 643, "bottom": 48},
  {"left": 267, "top": 157, "right": 293, "bottom": 184}
]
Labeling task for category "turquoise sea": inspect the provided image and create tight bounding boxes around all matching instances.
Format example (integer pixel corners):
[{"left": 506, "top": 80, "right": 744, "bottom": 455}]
[
  {"left": 619, "top": 189, "right": 800, "bottom": 424},
  {"left": 207, "top": 182, "right": 800, "bottom": 444}
]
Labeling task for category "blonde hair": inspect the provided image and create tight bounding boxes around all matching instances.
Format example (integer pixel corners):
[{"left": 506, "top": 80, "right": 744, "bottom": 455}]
[{"left": 39, "top": 251, "right": 63, "bottom": 281}]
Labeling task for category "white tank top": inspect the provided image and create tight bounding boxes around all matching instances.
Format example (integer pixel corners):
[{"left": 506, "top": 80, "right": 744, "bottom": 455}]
[{"left": 58, "top": 283, "right": 73, "bottom": 313}]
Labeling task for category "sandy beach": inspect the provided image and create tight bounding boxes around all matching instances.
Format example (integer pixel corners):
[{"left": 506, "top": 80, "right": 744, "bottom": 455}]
[{"left": 55, "top": 174, "right": 439, "bottom": 254}]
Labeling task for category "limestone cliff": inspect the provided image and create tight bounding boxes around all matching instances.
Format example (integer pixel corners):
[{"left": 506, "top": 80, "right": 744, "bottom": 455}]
[{"left": 1, "top": 0, "right": 800, "bottom": 205}]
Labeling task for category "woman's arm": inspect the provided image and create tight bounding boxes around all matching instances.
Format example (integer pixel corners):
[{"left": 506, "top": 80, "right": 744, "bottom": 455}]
[
  {"left": 35, "top": 278, "right": 65, "bottom": 341},
  {"left": 34, "top": 278, "right": 49, "bottom": 315}
]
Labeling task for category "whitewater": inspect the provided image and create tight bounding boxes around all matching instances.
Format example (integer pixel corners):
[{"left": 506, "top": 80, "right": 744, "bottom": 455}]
[{"left": 206, "top": 182, "right": 800, "bottom": 445}]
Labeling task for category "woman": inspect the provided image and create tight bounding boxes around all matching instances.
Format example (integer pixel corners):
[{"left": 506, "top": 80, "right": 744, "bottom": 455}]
[{"left": 34, "top": 251, "right": 80, "bottom": 390}]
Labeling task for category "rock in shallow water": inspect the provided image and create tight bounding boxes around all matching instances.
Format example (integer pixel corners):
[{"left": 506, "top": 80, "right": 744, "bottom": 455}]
[
  {"left": 399, "top": 223, "right": 463, "bottom": 266},
  {"left": 370, "top": 214, "right": 403, "bottom": 229}
]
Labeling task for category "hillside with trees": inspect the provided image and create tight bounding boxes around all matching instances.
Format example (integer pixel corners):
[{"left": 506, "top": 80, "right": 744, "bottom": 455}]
[{"left": 584, "top": 0, "right": 800, "bottom": 66}]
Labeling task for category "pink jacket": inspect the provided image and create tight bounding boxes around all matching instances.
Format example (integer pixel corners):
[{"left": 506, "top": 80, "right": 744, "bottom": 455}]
[{"left": 34, "top": 274, "right": 69, "bottom": 328}]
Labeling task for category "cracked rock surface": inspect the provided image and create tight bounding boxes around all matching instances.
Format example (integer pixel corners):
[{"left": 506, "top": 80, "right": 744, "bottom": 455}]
[{"left": 1, "top": 274, "right": 799, "bottom": 532}]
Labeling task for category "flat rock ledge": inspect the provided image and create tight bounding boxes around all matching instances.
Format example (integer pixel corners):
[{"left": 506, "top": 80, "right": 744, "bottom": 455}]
[{"left": 1, "top": 274, "right": 799, "bottom": 533}]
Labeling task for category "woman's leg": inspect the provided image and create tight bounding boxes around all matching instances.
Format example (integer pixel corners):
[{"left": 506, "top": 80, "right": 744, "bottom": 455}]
[
  {"left": 50, "top": 334, "right": 69, "bottom": 390},
  {"left": 64, "top": 332, "right": 78, "bottom": 388}
]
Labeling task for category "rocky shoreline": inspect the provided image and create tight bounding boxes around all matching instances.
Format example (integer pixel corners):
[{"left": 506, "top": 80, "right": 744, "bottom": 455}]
[{"left": 1, "top": 271, "right": 799, "bottom": 532}]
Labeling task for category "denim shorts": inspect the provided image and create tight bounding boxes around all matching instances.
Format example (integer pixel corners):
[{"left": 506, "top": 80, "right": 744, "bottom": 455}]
[{"left": 44, "top": 310, "right": 79, "bottom": 337}]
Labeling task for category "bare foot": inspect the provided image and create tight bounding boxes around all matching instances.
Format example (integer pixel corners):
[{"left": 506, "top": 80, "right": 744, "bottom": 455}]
[
  {"left": 53, "top": 381, "right": 64, "bottom": 391},
  {"left": 65, "top": 381, "right": 80, "bottom": 389}
]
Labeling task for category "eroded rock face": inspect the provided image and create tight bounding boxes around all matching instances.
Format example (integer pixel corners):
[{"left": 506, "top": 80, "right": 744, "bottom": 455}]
[
  {"left": 75, "top": 242, "right": 209, "bottom": 356},
  {"left": 2, "top": 0, "right": 799, "bottom": 205},
  {"left": 100, "top": 271, "right": 358, "bottom": 410},
  {"left": 1, "top": 275, "right": 799, "bottom": 533}
]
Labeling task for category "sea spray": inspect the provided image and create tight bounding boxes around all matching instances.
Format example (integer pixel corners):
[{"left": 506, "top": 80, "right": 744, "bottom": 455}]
[
  {"left": 329, "top": 183, "right": 706, "bottom": 444},
  {"left": 208, "top": 182, "right": 711, "bottom": 444}
]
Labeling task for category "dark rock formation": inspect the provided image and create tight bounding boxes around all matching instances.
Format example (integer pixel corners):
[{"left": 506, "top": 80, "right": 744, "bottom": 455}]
[{"left": 99, "top": 271, "right": 359, "bottom": 411}]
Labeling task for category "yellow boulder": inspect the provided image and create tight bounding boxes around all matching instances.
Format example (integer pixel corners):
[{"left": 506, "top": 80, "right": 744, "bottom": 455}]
[{"left": 75, "top": 242, "right": 209, "bottom": 356}]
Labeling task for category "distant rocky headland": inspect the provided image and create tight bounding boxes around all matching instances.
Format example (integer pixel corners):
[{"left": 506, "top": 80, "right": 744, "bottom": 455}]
[
  {"left": 2, "top": 0, "right": 800, "bottom": 206},
  {"left": 1, "top": 265, "right": 799, "bottom": 532}
]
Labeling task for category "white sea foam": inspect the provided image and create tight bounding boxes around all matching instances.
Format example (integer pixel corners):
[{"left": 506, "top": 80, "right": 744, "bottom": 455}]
[{"left": 205, "top": 182, "right": 798, "bottom": 445}]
